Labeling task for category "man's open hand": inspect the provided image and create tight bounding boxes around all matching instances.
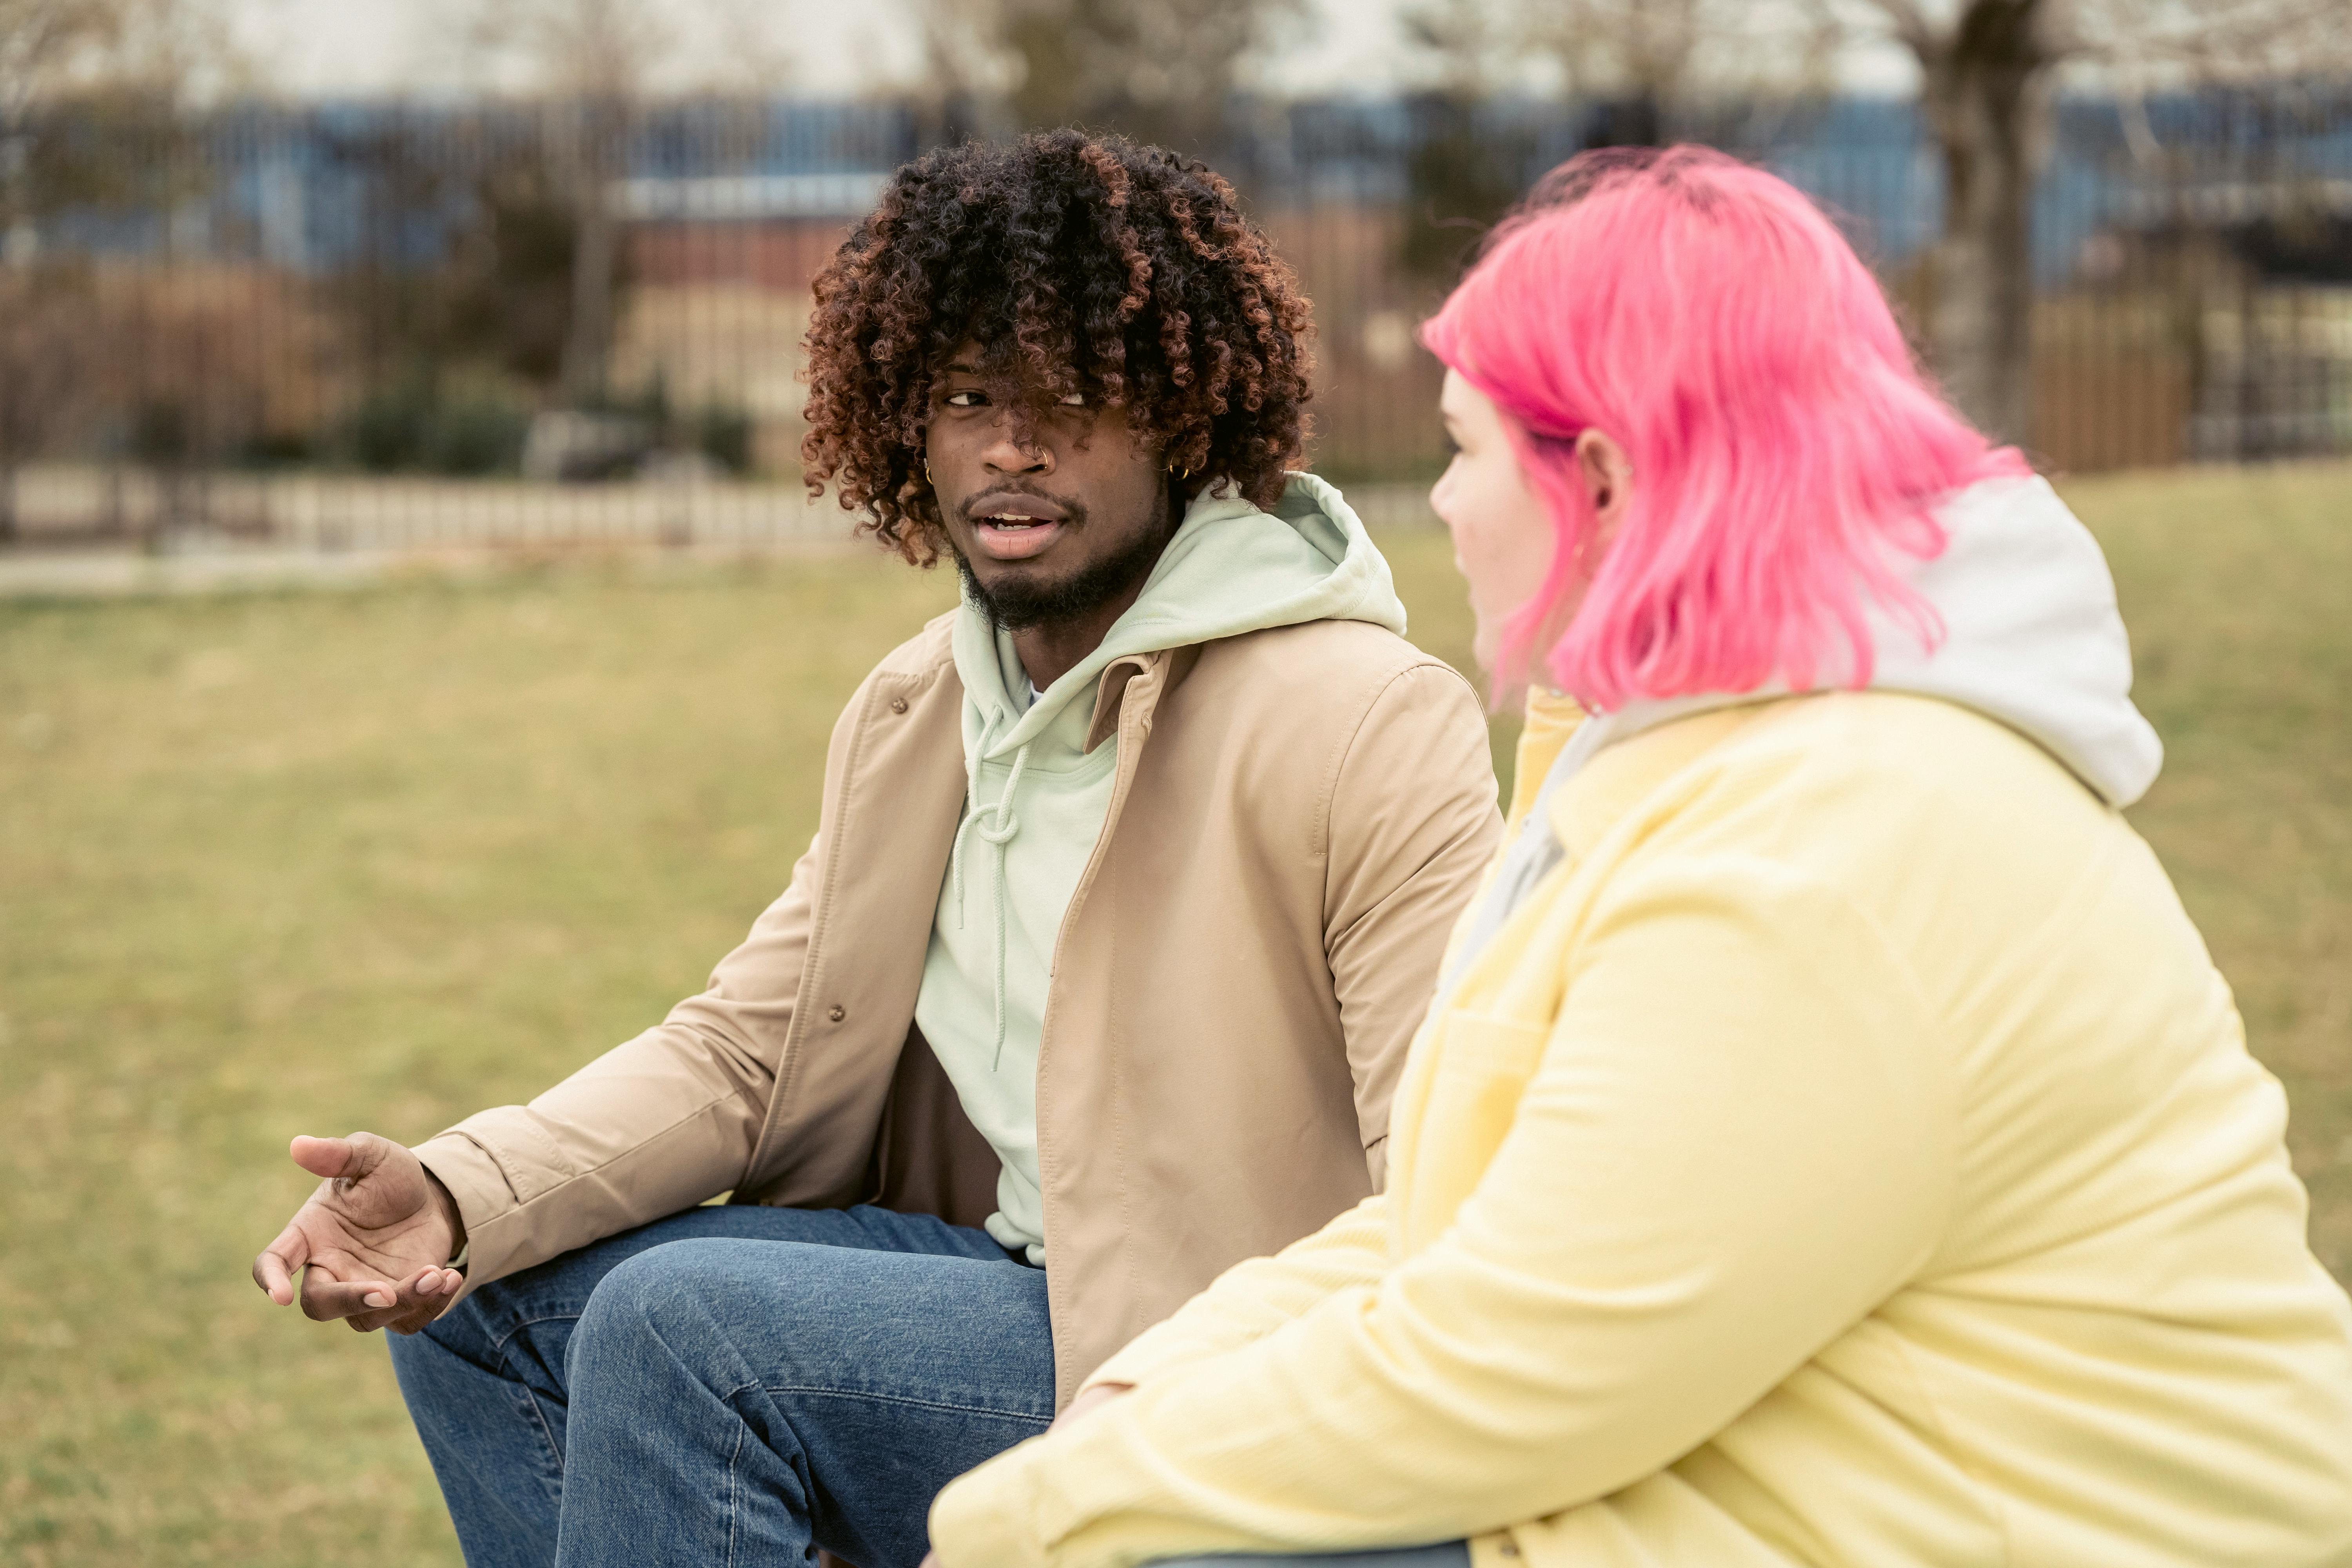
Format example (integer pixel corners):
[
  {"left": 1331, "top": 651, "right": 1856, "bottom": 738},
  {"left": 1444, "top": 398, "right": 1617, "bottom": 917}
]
[{"left": 252, "top": 1132, "right": 466, "bottom": 1335}]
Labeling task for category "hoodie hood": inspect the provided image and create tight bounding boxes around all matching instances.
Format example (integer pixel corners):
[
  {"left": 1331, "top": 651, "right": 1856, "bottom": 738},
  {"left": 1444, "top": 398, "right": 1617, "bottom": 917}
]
[
  {"left": 1454, "top": 472, "right": 2165, "bottom": 972},
  {"left": 950, "top": 469, "right": 1407, "bottom": 765}
]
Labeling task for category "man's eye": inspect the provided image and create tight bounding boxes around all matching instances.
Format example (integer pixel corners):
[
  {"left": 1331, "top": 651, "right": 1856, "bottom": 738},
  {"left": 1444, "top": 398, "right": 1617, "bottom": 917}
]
[
  {"left": 944, "top": 390, "right": 986, "bottom": 408},
  {"left": 1058, "top": 391, "right": 1087, "bottom": 407}
]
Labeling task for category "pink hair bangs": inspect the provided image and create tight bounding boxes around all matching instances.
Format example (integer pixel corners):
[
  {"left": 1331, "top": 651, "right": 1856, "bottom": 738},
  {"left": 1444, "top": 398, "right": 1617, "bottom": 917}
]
[{"left": 1421, "top": 145, "right": 2025, "bottom": 711}]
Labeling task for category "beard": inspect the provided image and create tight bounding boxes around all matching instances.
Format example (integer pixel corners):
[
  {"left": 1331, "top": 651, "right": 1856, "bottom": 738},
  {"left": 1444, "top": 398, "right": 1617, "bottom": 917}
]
[{"left": 952, "top": 495, "right": 1176, "bottom": 632}]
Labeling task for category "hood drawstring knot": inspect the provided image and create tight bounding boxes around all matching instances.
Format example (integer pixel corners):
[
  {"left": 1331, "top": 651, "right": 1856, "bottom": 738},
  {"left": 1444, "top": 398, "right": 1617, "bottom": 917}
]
[{"left": 947, "top": 707, "right": 1031, "bottom": 1071}]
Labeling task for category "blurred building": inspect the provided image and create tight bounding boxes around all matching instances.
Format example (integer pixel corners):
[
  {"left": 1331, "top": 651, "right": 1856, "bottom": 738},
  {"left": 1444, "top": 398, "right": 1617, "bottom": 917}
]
[{"left": 2, "top": 84, "right": 2348, "bottom": 545}]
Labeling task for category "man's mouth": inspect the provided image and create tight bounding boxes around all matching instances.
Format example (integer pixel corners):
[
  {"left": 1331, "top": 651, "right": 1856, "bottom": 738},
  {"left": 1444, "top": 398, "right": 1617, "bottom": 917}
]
[{"left": 966, "top": 495, "right": 1072, "bottom": 561}]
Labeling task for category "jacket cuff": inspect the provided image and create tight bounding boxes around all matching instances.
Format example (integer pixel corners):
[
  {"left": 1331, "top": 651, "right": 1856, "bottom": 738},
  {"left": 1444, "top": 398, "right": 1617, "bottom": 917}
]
[
  {"left": 412, "top": 1132, "right": 520, "bottom": 1288},
  {"left": 929, "top": 1445, "right": 1054, "bottom": 1568}
]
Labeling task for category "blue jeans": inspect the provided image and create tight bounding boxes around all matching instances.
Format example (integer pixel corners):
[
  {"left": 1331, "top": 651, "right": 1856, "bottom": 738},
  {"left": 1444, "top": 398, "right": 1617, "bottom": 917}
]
[{"left": 387, "top": 1203, "right": 1054, "bottom": 1568}]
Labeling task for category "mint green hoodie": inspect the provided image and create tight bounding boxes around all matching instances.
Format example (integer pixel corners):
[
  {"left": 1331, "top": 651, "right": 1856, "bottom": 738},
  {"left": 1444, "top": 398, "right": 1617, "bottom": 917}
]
[{"left": 912, "top": 473, "right": 1410, "bottom": 1262}]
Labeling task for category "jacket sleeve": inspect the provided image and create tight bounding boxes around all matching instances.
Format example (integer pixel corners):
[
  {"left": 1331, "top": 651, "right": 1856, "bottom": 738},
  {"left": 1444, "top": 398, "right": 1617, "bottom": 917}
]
[
  {"left": 412, "top": 831, "right": 820, "bottom": 1295},
  {"left": 407, "top": 655, "right": 900, "bottom": 1294},
  {"left": 1321, "top": 659, "right": 1503, "bottom": 1185},
  {"left": 928, "top": 857, "right": 1955, "bottom": 1568}
]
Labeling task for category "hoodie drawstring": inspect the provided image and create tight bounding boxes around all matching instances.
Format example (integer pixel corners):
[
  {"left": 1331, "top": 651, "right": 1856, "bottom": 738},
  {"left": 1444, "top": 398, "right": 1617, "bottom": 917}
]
[
  {"left": 947, "top": 709, "right": 998, "bottom": 925},
  {"left": 947, "top": 709, "right": 1031, "bottom": 1071}
]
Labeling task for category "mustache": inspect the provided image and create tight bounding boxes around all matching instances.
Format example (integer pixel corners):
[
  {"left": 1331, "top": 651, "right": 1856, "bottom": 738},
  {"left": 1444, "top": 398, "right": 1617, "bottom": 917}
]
[{"left": 957, "top": 485, "right": 1087, "bottom": 526}]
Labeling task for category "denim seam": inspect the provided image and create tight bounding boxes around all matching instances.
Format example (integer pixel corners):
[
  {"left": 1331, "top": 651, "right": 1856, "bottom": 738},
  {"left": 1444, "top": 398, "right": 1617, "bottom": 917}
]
[
  {"left": 485, "top": 1302, "right": 593, "bottom": 1481},
  {"left": 466, "top": 1313, "right": 584, "bottom": 1497},
  {"left": 518, "top": 1383, "right": 564, "bottom": 1498},
  {"left": 757, "top": 1384, "right": 1054, "bottom": 1423},
  {"left": 724, "top": 1387, "right": 750, "bottom": 1568},
  {"left": 484, "top": 1306, "right": 589, "bottom": 1359}
]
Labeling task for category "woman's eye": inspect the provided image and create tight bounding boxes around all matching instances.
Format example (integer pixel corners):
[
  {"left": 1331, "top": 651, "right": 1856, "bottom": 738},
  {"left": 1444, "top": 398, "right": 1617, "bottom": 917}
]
[
  {"left": 1058, "top": 391, "right": 1088, "bottom": 407},
  {"left": 944, "top": 390, "right": 985, "bottom": 408}
]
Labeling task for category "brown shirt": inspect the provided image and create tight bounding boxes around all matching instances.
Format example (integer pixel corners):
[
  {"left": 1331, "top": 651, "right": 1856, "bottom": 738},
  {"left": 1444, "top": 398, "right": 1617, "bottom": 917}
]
[{"left": 417, "top": 608, "right": 1502, "bottom": 1403}]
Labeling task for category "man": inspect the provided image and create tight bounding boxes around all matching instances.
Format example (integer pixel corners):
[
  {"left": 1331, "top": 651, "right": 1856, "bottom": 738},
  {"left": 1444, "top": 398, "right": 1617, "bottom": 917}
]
[{"left": 252, "top": 131, "right": 1501, "bottom": 1568}]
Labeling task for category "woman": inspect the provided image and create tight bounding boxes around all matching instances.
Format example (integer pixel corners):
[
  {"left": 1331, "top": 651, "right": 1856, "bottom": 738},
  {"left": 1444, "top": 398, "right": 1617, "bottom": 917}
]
[{"left": 923, "top": 147, "right": 2352, "bottom": 1568}]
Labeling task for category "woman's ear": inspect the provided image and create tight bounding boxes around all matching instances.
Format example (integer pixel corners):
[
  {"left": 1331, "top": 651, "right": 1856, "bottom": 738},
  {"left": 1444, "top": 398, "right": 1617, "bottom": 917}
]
[{"left": 1573, "top": 429, "right": 1633, "bottom": 546}]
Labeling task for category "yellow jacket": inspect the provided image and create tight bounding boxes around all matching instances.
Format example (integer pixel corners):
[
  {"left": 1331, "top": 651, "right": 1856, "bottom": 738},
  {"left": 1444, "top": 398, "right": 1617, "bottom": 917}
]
[{"left": 932, "top": 690, "right": 2352, "bottom": 1568}]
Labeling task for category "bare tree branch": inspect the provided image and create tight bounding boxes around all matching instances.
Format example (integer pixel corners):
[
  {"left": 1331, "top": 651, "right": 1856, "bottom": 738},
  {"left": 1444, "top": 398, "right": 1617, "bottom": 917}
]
[
  {"left": 461, "top": 0, "right": 674, "bottom": 100},
  {"left": 2063, "top": 0, "right": 2352, "bottom": 77},
  {"left": 905, "top": 0, "right": 1301, "bottom": 148},
  {"left": 1, "top": 0, "right": 239, "bottom": 112},
  {"left": 1853, "top": 0, "right": 1944, "bottom": 54}
]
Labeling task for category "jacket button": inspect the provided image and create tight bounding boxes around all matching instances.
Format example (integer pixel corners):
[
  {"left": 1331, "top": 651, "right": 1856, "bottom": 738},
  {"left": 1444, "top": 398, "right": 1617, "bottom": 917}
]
[
  {"left": 888, "top": 697, "right": 908, "bottom": 714},
  {"left": 827, "top": 1004, "right": 846, "bottom": 1022}
]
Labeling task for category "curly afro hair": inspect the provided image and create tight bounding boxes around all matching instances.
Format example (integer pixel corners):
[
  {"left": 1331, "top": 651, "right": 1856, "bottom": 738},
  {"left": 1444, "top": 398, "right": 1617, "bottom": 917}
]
[{"left": 799, "top": 130, "right": 1318, "bottom": 564}]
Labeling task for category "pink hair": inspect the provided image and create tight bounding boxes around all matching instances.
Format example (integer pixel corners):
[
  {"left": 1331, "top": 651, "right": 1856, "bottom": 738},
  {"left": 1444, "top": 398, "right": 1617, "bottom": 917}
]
[{"left": 1420, "top": 145, "right": 2027, "bottom": 710}]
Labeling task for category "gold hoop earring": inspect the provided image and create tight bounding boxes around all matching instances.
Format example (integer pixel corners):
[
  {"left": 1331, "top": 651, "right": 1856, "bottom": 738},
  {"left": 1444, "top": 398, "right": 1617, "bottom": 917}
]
[{"left": 924, "top": 459, "right": 935, "bottom": 486}]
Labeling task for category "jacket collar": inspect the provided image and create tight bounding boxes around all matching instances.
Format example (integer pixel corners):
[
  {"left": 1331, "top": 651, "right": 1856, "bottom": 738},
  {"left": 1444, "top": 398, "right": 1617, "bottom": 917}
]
[{"left": 1081, "top": 645, "right": 1202, "bottom": 753}]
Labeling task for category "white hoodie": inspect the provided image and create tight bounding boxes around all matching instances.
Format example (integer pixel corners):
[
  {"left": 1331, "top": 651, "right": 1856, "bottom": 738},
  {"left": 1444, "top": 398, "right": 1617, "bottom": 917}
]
[{"left": 1454, "top": 473, "right": 2165, "bottom": 970}]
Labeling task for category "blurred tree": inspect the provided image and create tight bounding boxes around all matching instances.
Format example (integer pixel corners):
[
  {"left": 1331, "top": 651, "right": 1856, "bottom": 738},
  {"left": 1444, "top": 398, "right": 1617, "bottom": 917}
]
[
  {"left": 908, "top": 0, "right": 1303, "bottom": 154},
  {"left": 1525, "top": 0, "right": 1841, "bottom": 105},
  {"left": 445, "top": 150, "right": 586, "bottom": 391},
  {"left": 321, "top": 118, "right": 582, "bottom": 381},
  {"left": 463, "top": 0, "right": 675, "bottom": 405},
  {"left": 311, "top": 111, "right": 601, "bottom": 474},
  {"left": 906, "top": 0, "right": 1023, "bottom": 145},
  {"left": 1399, "top": 0, "right": 2348, "bottom": 443},
  {"left": 0, "top": 0, "right": 115, "bottom": 113},
  {"left": 0, "top": 262, "right": 94, "bottom": 537},
  {"left": 1846, "top": 0, "right": 2352, "bottom": 445},
  {"left": 2, "top": 0, "right": 236, "bottom": 107},
  {"left": 0, "top": 0, "right": 238, "bottom": 537},
  {"left": 0, "top": 0, "right": 105, "bottom": 537},
  {"left": 1858, "top": 0, "right": 2052, "bottom": 445},
  {"left": 1397, "top": 0, "right": 1534, "bottom": 279},
  {"left": 1395, "top": 0, "right": 1836, "bottom": 280}
]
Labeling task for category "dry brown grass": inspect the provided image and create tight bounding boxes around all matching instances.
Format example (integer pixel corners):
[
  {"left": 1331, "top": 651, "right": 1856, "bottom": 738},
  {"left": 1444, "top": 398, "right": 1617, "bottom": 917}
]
[{"left": 1, "top": 461, "right": 2345, "bottom": 1564}]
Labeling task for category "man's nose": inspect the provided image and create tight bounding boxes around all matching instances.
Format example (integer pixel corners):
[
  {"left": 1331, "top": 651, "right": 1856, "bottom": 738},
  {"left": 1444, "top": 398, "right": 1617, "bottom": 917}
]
[{"left": 979, "top": 417, "right": 1053, "bottom": 476}]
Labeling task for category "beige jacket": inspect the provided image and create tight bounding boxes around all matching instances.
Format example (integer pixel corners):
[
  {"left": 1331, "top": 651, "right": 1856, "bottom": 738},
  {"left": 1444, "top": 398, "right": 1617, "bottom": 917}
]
[{"left": 416, "top": 608, "right": 1501, "bottom": 1401}]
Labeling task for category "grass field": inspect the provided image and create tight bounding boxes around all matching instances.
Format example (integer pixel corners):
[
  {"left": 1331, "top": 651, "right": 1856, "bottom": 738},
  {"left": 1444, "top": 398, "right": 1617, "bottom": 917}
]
[{"left": 3, "top": 463, "right": 2347, "bottom": 1565}]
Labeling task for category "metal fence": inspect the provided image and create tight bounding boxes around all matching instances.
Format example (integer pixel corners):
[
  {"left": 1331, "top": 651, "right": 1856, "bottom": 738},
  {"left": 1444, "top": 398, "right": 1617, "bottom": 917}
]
[{"left": 2, "top": 85, "right": 2348, "bottom": 551}]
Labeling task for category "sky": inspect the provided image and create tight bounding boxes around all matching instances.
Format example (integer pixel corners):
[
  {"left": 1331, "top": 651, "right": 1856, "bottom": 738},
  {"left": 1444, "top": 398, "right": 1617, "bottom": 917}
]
[
  {"left": 219, "top": 0, "right": 1916, "bottom": 101},
  {"left": 220, "top": 0, "right": 1429, "bottom": 100}
]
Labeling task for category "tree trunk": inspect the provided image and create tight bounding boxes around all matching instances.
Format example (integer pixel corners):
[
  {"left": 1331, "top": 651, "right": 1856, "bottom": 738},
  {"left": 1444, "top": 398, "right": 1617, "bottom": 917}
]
[
  {"left": 559, "top": 102, "right": 625, "bottom": 408},
  {"left": 1916, "top": 0, "right": 2046, "bottom": 446},
  {"left": 563, "top": 198, "right": 616, "bottom": 406}
]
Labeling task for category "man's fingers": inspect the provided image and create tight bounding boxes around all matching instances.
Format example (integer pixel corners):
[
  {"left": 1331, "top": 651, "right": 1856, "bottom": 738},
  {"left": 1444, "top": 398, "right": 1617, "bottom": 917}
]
[
  {"left": 288, "top": 1132, "right": 371, "bottom": 1182},
  {"left": 312, "top": 1266, "right": 462, "bottom": 1330},
  {"left": 299, "top": 1280, "right": 392, "bottom": 1322},
  {"left": 369, "top": 1295, "right": 452, "bottom": 1336},
  {"left": 298, "top": 1269, "right": 399, "bottom": 1323},
  {"left": 382, "top": 1265, "right": 463, "bottom": 1304},
  {"left": 252, "top": 1223, "right": 311, "bottom": 1306}
]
